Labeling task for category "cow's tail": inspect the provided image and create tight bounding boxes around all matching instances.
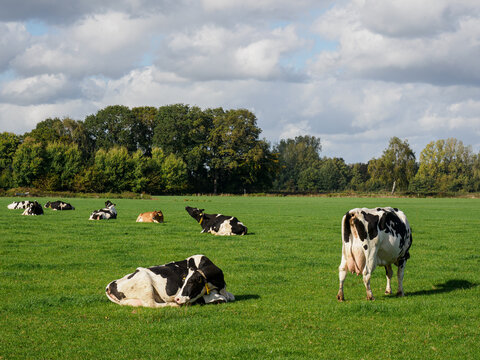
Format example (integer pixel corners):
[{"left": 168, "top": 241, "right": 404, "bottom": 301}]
[{"left": 342, "top": 211, "right": 366, "bottom": 275}]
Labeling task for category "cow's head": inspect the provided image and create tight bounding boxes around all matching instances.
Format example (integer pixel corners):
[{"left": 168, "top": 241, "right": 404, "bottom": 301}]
[
  {"left": 105, "top": 200, "right": 116, "bottom": 208},
  {"left": 152, "top": 211, "right": 163, "bottom": 222},
  {"left": 44, "top": 201, "right": 51, "bottom": 208},
  {"left": 105, "top": 268, "right": 155, "bottom": 307},
  {"left": 185, "top": 206, "right": 204, "bottom": 222},
  {"left": 174, "top": 268, "right": 208, "bottom": 305}
]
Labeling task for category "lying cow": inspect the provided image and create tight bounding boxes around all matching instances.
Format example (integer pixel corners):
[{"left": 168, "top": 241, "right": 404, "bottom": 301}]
[
  {"left": 136, "top": 210, "right": 164, "bottom": 223},
  {"left": 44, "top": 200, "right": 75, "bottom": 210},
  {"left": 337, "top": 207, "right": 412, "bottom": 301},
  {"left": 22, "top": 201, "right": 44, "bottom": 216},
  {"left": 105, "top": 254, "right": 235, "bottom": 307},
  {"left": 7, "top": 200, "right": 34, "bottom": 209},
  {"left": 89, "top": 200, "right": 117, "bottom": 220},
  {"left": 185, "top": 206, "right": 247, "bottom": 236}
]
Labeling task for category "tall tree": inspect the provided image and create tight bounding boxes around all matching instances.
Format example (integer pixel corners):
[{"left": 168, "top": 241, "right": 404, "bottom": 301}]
[
  {"left": 0, "top": 132, "right": 21, "bottom": 188},
  {"left": 84, "top": 105, "right": 137, "bottom": 152},
  {"left": 206, "top": 108, "right": 274, "bottom": 193},
  {"left": 12, "top": 137, "right": 45, "bottom": 187},
  {"left": 44, "top": 141, "right": 83, "bottom": 190},
  {"left": 273, "top": 135, "right": 322, "bottom": 191},
  {"left": 368, "top": 137, "right": 416, "bottom": 191},
  {"left": 413, "top": 138, "right": 474, "bottom": 192}
]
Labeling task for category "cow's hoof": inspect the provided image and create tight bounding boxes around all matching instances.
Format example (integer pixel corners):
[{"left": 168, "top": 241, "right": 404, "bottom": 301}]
[
  {"left": 336, "top": 292, "right": 345, "bottom": 302},
  {"left": 385, "top": 290, "right": 392, "bottom": 295},
  {"left": 366, "top": 295, "right": 375, "bottom": 301},
  {"left": 396, "top": 291, "right": 405, "bottom": 297}
]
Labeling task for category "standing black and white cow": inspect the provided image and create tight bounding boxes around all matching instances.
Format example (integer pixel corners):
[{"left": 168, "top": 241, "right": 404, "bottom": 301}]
[
  {"left": 44, "top": 200, "right": 75, "bottom": 210},
  {"left": 22, "top": 201, "right": 44, "bottom": 216},
  {"left": 7, "top": 200, "right": 34, "bottom": 209},
  {"left": 185, "top": 206, "right": 247, "bottom": 236},
  {"left": 337, "top": 207, "right": 412, "bottom": 301},
  {"left": 89, "top": 201, "right": 117, "bottom": 220},
  {"left": 105, "top": 255, "right": 235, "bottom": 307}
]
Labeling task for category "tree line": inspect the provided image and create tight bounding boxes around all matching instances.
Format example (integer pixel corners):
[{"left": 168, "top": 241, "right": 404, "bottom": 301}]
[{"left": 1, "top": 104, "right": 479, "bottom": 195}]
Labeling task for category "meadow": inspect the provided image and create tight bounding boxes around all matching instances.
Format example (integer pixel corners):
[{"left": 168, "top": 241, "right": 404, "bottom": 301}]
[{"left": 0, "top": 196, "right": 479, "bottom": 359}]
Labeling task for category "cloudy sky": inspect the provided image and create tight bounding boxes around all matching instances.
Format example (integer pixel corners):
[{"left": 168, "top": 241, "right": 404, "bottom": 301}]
[{"left": 1, "top": 0, "right": 480, "bottom": 163}]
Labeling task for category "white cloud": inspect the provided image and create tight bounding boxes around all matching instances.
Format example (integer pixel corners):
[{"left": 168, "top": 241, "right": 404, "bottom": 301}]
[{"left": 0, "top": 22, "right": 30, "bottom": 72}]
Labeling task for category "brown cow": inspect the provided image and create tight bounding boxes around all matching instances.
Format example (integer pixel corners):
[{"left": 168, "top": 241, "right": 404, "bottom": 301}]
[{"left": 136, "top": 210, "right": 164, "bottom": 223}]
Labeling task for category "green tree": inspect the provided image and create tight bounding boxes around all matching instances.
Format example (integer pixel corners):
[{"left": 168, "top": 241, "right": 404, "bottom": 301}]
[
  {"left": 349, "top": 163, "right": 370, "bottom": 191},
  {"left": 12, "top": 137, "right": 45, "bottom": 187},
  {"left": 94, "top": 146, "right": 135, "bottom": 192},
  {"left": 368, "top": 137, "right": 416, "bottom": 191},
  {"left": 206, "top": 108, "right": 274, "bottom": 193},
  {"left": 0, "top": 132, "right": 21, "bottom": 188},
  {"left": 132, "top": 107, "right": 158, "bottom": 155},
  {"left": 44, "top": 141, "right": 83, "bottom": 190},
  {"left": 273, "top": 135, "right": 322, "bottom": 191},
  {"left": 161, "top": 153, "right": 188, "bottom": 193},
  {"left": 85, "top": 105, "right": 137, "bottom": 152},
  {"left": 413, "top": 138, "right": 474, "bottom": 193}
]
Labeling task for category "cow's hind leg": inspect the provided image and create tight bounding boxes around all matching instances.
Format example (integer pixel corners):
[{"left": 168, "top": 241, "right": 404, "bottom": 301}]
[
  {"left": 396, "top": 259, "right": 406, "bottom": 297},
  {"left": 337, "top": 254, "right": 347, "bottom": 301},
  {"left": 385, "top": 264, "right": 393, "bottom": 295}
]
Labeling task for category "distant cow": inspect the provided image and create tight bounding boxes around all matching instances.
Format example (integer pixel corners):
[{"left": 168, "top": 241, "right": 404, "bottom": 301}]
[
  {"left": 7, "top": 200, "right": 34, "bottom": 209},
  {"left": 89, "top": 201, "right": 117, "bottom": 220},
  {"left": 136, "top": 210, "right": 164, "bottom": 223},
  {"left": 337, "top": 207, "right": 412, "bottom": 301},
  {"left": 22, "top": 201, "right": 44, "bottom": 216},
  {"left": 185, "top": 206, "right": 247, "bottom": 236},
  {"left": 44, "top": 200, "right": 75, "bottom": 210},
  {"left": 105, "top": 254, "right": 235, "bottom": 308}
]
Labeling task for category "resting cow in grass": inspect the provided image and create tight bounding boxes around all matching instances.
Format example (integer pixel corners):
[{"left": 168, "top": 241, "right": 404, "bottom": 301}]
[
  {"left": 89, "top": 201, "right": 117, "bottom": 220},
  {"left": 22, "top": 201, "right": 44, "bottom": 216},
  {"left": 105, "top": 254, "right": 235, "bottom": 307},
  {"left": 337, "top": 207, "right": 412, "bottom": 301},
  {"left": 136, "top": 210, "right": 164, "bottom": 223},
  {"left": 185, "top": 206, "right": 247, "bottom": 236},
  {"left": 7, "top": 200, "right": 34, "bottom": 209},
  {"left": 44, "top": 200, "right": 75, "bottom": 210}
]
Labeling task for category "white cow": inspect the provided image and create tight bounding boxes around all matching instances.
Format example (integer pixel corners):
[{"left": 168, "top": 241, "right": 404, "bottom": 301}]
[{"left": 337, "top": 207, "right": 412, "bottom": 301}]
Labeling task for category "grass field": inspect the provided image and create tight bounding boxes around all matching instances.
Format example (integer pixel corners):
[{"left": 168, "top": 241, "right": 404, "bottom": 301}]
[{"left": 1, "top": 196, "right": 479, "bottom": 359}]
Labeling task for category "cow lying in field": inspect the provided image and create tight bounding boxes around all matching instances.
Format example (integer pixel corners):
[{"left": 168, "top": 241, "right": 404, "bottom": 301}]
[
  {"left": 7, "top": 200, "right": 34, "bottom": 209},
  {"left": 44, "top": 200, "right": 75, "bottom": 210},
  {"left": 337, "top": 207, "right": 412, "bottom": 301},
  {"left": 105, "top": 255, "right": 235, "bottom": 307},
  {"left": 89, "top": 201, "right": 117, "bottom": 220},
  {"left": 136, "top": 210, "right": 164, "bottom": 223},
  {"left": 22, "top": 201, "right": 44, "bottom": 216},
  {"left": 185, "top": 206, "right": 247, "bottom": 235}
]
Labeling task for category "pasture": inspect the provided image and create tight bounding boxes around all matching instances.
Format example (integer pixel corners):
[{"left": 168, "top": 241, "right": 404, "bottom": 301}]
[{"left": 1, "top": 196, "right": 479, "bottom": 359}]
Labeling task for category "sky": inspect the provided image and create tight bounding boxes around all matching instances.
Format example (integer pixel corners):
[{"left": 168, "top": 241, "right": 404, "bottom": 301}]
[{"left": 1, "top": 0, "right": 480, "bottom": 163}]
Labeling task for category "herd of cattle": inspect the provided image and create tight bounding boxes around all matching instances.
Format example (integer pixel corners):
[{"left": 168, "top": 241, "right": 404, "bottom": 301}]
[{"left": 7, "top": 199, "right": 412, "bottom": 306}]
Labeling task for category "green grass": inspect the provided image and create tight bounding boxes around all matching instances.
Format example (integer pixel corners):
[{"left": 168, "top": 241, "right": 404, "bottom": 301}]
[{"left": 1, "top": 196, "right": 479, "bottom": 359}]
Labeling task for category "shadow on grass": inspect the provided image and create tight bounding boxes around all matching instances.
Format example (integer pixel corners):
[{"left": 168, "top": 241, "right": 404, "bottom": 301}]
[
  {"left": 234, "top": 294, "right": 261, "bottom": 302},
  {"left": 406, "top": 279, "right": 478, "bottom": 297}
]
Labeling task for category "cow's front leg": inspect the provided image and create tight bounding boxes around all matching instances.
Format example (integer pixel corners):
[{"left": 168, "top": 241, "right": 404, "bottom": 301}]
[
  {"left": 337, "top": 254, "right": 347, "bottom": 301},
  {"left": 385, "top": 264, "right": 393, "bottom": 295},
  {"left": 396, "top": 260, "right": 406, "bottom": 297}
]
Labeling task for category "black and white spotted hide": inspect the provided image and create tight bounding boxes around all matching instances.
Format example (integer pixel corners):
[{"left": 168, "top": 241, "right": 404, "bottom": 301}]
[
  {"left": 89, "top": 201, "right": 117, "bottom": 220},
  {"left": 8, "top": 200, "right": 34, "bottom": 209},
  {"left": 22, "top": 201, "right": 44, "bottom": 216},
  {"left": 185, "top": 206, "right": 247, "bottom": 236},
  {"left": 105, "top": 255, "right": 234, "bottom": 308},
  {"left": 337, "top": 207, "right": 412, "bottom": 301},
  {"left": 44, "top": 200, "right": 75, "bottom": 210}
]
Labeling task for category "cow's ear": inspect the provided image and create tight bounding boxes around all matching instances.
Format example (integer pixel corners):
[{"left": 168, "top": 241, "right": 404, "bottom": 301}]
[
  {"left": 199, "top": 209, "right": 205, "bottom": 212},
  {"left": 188, "top": 258, "right": 197, "bottom": 270}
]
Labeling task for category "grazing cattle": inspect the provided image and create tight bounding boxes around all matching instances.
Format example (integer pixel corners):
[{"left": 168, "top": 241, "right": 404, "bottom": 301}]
[
  {"left": 185, "top": 206, "right": 247, "bottom": 236},
  {"left": 7, "top": 200, "right": 34, "bottom": 209},
  {"left": 136, "top": 210, "right": 164, "bottom": 223},
  {"left": 337, "top": 207, "right": 412, "bottom": 301},
  {"left": 89, "top": 201, "right": 117, "bottom": 220},
  {"left": 105, "top": 254, "right": 235, "bottom": 308},
  {"left": 44, "top": 200, "right": 75, "bottom": 210},
  {"left": 22, "top": 201, "right": 44, "bottom": 216}
]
